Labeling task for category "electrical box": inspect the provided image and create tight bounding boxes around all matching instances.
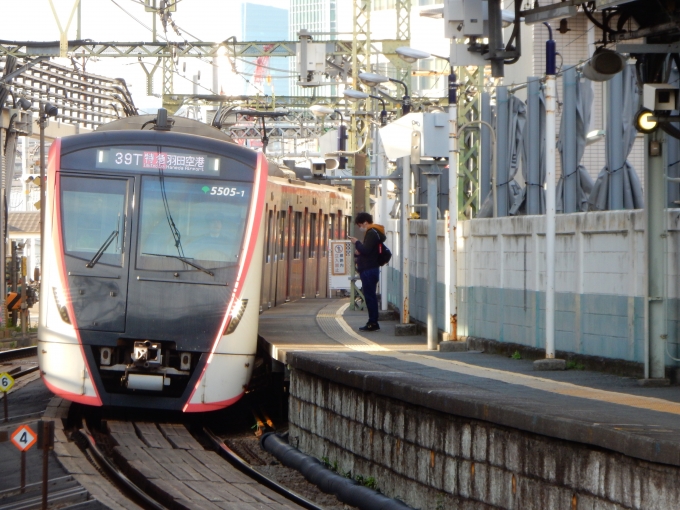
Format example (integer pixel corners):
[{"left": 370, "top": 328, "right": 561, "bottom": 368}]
[
  {"left": 643, "top": 84, "right": 678, "bottom": 112},
  {"left": 297, "top": 38, "right": 327, "bottom": 86},
  {"left": 299, "top": 43, "right": 326, "bottom": 74},
  {"left": 444, "top": 0, "right": 488, "bottom": 39},
  {"left": 422, "top": 113, "right": 450, "bottom": 158},
  {"left": 1, "top": 109, "right": 32, "bottom": 136}
]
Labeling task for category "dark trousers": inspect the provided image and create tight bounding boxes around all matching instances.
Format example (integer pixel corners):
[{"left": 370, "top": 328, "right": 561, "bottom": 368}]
[{"left": 360, "top": 267, "right": 380, "bottom": 324}]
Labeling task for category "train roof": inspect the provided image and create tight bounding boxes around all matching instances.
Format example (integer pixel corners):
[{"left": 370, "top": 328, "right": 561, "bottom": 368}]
[{"left": 96, "top": 114, "right": 234, "bottom": 142}]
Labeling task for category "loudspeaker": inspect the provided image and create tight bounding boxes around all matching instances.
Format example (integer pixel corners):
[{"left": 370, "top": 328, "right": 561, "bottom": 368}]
[{"left": 582, "top": 48, "right": 626, "bottom": 82}]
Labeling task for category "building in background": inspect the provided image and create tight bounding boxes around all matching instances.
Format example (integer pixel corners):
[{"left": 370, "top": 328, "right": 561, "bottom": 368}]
[{"left": 241, "top": 2, "right": 290, "bottom": 97}]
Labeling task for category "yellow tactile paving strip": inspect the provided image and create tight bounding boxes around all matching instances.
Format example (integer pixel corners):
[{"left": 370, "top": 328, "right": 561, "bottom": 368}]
[{"left": 320, "top": 302, "right": 680, "bottom": 417}]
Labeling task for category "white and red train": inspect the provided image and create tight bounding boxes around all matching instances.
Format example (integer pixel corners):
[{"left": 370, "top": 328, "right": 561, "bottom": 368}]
[{"left": 38, "top": 113, "right": 351, "bottom": 412}]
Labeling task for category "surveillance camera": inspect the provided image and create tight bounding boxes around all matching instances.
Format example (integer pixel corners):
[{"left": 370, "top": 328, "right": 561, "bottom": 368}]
[
  {"left": 309, "top": 158, "right": 327, "bottom": 177},
  {"left": 311, "top": 163, "right": 326, "bottom": 177},
  {"left": 643, "top": 84, "right": 679, "bottom": 112}
]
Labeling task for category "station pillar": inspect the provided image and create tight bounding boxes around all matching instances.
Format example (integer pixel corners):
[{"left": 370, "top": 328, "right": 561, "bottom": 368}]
[{"left": 644, "top": 130, "right": 669, "bottom": 383}]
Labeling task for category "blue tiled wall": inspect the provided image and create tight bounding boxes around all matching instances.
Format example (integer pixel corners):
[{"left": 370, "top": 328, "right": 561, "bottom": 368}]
[
  {"left": 385, "top": 266, "right": 449, "bottom": 333},
  {"left": 387, "top": 267, "right": 652, "bottom": 363},
  {"left": 458, "top": 287, "right": 645, "bottom": 362}
]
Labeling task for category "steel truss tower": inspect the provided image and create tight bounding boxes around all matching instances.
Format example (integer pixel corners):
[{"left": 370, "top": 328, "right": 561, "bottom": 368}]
[{"left": 456, "top": 66, "right": 484, "bottom": 219}]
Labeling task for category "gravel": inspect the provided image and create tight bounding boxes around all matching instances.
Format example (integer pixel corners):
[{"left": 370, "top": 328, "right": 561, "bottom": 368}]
[{"left": 225, "top": 433, "right": 358, "bottom": 510}]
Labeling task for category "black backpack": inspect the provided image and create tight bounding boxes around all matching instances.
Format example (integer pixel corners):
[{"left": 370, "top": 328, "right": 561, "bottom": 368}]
[
  {"left": 372, "top": 228, "right": 392, "bottom": 266},
  {"left": 377, "top": 243, "right": 392, "bottom": 266}
]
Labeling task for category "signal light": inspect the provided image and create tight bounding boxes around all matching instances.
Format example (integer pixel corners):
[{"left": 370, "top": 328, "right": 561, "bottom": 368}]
[{"left": 635, "top": 108, "right": 658, "bottom": 134}]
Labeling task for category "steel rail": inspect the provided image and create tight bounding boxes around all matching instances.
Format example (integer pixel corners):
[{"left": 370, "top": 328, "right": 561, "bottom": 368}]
[
  {"left": 75, "top": 423, "right": 168, "bottom": 510},
  {"left": 0, "top": 346, "right": 37, "bottom": 364},
  {"left": 203, "top": 427, "right": 323, "bottom": 510}
]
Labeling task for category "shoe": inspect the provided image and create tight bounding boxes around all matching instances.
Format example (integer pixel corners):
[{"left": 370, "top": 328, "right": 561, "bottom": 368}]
[{"left": 359, "top": 323, "right": 380, "bottom": 332}]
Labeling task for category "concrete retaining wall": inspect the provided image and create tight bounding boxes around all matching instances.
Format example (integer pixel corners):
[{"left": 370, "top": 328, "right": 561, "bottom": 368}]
[{"left": 289, "top": 367, "right": 680, "bottom": 510}]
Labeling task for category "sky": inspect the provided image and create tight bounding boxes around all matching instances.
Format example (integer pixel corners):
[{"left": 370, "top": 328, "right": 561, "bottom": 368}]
[
  {"left": 0, "top": 0, "right": 454, "bottom": 113},
  {"left": 1, "top": 0, "right": 292, "bottom": 111}
]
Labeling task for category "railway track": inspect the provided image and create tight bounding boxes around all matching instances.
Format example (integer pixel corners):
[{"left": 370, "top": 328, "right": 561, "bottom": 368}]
[
  {"left": 0, "top": 346, "right": 39, "bottom": 380},
  {"left": 0, "top": 346, "right": 37, "bottom": 364},
  {"left": 0, "top": 346, "right": 42, "bottom": 425},
  {"left": 0, "top": 348, "right": 350, "bottom": 509},
  {"left": 69, "top": 416, "right": 323, "bottom": 510}
]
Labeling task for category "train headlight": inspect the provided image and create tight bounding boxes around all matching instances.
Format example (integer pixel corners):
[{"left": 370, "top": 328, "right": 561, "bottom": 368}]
[
  {"left": 225, "top": 299, "right": 248, "bottom": 335},
  {"left": 52, "top": 287, "right": 71, "bottom": 324},
  {"left": 100, "top": 347, "right": 113, "bottom": 366},
  {"left": 180, "top": 352, "right": 191, "bottom": 371}
]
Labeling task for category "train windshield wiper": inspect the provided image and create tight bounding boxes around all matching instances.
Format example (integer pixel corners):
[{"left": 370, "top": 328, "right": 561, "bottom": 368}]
[
  {"left": 86, "top": 230, "right": 119, "bottom": 268},
  {"left": 142, "top": 253, "right": 215, "bottom": 277}
]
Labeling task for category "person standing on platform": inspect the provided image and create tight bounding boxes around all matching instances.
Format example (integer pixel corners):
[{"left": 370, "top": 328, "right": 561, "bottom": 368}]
[{"left": 350, "top": 212, "right": 386, "bottom": 332}]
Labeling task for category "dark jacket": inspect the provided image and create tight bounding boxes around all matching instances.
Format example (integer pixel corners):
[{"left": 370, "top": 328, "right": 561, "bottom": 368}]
[{"left": 354, "top": 224, "right": 387, "bottom": 272}]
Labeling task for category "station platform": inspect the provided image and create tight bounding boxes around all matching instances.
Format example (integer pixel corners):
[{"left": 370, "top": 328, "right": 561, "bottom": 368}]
[{"left": 258, "top": 298, "right": 680, "bottom": 468}]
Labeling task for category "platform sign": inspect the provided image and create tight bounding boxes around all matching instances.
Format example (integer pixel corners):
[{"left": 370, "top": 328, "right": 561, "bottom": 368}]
[
  {"left": 11, "top": 424, "right": 37, "bottom": 452},
  {"left": 0, "top": 372, "right": 14, "bottom": 393},
  {"left": 329, "top": 240, "right": 352, "bottom": 294}
]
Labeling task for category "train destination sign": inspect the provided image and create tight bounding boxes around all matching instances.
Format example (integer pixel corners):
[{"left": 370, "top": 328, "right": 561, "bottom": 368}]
[{"left": 96, "top": 148, "right": 220, "bottom": 175}]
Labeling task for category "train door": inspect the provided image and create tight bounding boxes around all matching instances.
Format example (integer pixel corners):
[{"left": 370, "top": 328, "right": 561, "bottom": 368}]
[
  {"left": 288, "top": 211, "right": 304, "bottom": 299},
  {"left": 59, "top": 174, "right": 133, "bottom": 332},
  {"left": 306, "top": 211, "right": 318, "bottom": 298},
  {"left": 261, "top": 207, "right": 274, "bottom": 309},
  {"left": 288, "top": 209, "right": 303, "bottom": 300},
  {"left": 276, "top": 209, "right": 288, "bottom": 305},
  {"left": 268, "top": 210, "right": 279, "bottom": 307},
  {"left": 318, "top": 212, "right": 329, "bottom": 298}
]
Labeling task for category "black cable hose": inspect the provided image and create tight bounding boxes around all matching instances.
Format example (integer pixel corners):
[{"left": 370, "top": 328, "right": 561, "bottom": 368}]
[{"left": 260, "top": 432, "right": 414, "bottom": 510}]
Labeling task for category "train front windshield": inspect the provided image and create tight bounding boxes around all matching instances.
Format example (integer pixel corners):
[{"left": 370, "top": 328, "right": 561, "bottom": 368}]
[{"left": 137, "top": 176, "right": 252, "bottom": 271}]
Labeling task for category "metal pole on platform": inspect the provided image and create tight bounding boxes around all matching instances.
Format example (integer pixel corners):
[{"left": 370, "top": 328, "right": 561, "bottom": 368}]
[
  {"left": 447, "top": 72, "right": 458, "bottom": 340},
  {"left": 41, "top": 422, "right": 49, "bottom": 510},
  {"left": 400, "top": 156, "right": 411, "bottom": 324},
  {"left": 425, "top": 166, "right": 441, "bottom": 350},
  {"left": 39, "top": 110, "right": 46, "bottom": 275},
  {"left": 535, "top": 23, "right": 564, "bottom": 370},
  {"left": 545, "top": 49, "right": 557, "bottom": 360},
  {"left": 38, "top": 103, "right": 57, "bottom": 318},
  {"left": 644, "top": 129, "right": 667, "bottom": 381},
  {"left": 378, "top": 137, "right": 389, "bottom": 311}
]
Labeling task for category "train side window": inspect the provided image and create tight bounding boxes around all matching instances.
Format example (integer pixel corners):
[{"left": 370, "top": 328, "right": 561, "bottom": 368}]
[
  {"left": 329, "top": 213, "right": 335, "bottom": 240},
  {"left": 293, "top": 212, "right": 302, "bottom": 259},
  {"left": 265, "top": 209, "right": 273, "bottom": 263},
  {"left": 344, "top": 216, "right": 351, "bottom": 238},
  {"left": 279, "top": 211, "right": 286, "bottom": 260},
  {"left": 323, "top": 214, "right": 329, "bottom": 257},
  {"left": 309, "top": 213, "right": 317, "bottom": 259}
]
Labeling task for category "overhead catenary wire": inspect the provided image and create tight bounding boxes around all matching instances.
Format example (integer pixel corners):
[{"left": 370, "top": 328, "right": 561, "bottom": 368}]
[{"left": 109, "top": 0, "right": 269, "bottom": 94}]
